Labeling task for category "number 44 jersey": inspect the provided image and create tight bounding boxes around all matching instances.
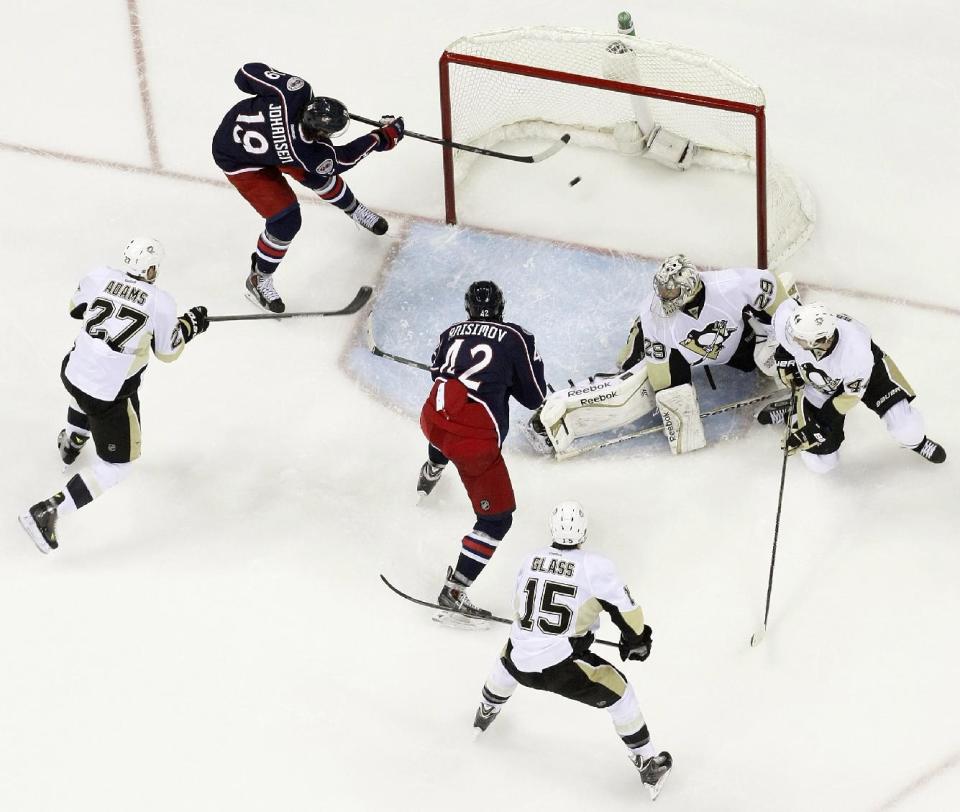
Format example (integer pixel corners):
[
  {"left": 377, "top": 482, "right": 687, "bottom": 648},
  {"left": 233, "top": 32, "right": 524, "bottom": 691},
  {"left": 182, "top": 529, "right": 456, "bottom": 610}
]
[
  {"left": 509, "top": 544, "right": 646, "bottom": 672},
  {"left": 64, "top": 267, "right": 184, "bottom": 401}
]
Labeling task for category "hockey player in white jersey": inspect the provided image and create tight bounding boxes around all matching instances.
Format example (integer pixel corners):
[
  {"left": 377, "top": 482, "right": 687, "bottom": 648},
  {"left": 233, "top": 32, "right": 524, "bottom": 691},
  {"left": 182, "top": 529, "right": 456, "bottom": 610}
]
[
  {"left": 757, "top": 299, "right": 946, "bottom": 472},
  {"left": 18, "top": 238, "right": 210, "bottom": 553},
  {"left": 473, "top": 502, "right": 672, "bottom": 800},
  {"left": 534, "top": 254, "right": 789, "bottom": 455}
]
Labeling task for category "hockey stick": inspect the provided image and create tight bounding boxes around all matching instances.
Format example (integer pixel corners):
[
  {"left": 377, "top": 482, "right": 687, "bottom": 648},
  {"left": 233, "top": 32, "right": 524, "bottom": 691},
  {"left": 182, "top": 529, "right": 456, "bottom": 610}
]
[
  {"left": 381, "top": 575, "right": 619, "bottom": 649},
  {"left": 208, "top": 286, "right": 372, "bottom": 322},
  {"left": 364, "top": 313, "right": 432, "bottom": 371},
  {"left": 350, "top": 114, "right": 571, "bottom": 164},
  {"left": 749, "top": 393, "right": 797, "bottom": 647},
  {"left": 555, "top": 390, "right": 780, "bottom": 460}
]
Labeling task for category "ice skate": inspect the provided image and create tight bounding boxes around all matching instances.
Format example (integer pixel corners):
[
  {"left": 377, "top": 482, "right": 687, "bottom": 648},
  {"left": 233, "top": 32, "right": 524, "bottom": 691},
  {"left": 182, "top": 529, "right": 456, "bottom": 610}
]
[
  {"left": 757, "top": 397, "right": 793, "bottom": 426},
  {"left": 473, "top": 702, "right": 499, "bottom": 732},
  {"left": 245, "top": 253, "right": 285, "bottom": 314},
  {"left": 912, "top": 436, "right": 946, "bottom": 463},
  {"left": 632, "top": 751, "right": 673, "bottom": 801},
  {"left": 437, "top": 566, "right": 492, "bottom": 619},
  {"left": 58, "top": 429, "right": 88, "bottom": 466},
  {"left": 416, "top": 461, "right": 445, "bottom": 499},
  {"left": 350, "top": 202, "right": 388, "bottom": 235},
  {"left": 18, "top": 494, "right": 64, "bottom": 554}
]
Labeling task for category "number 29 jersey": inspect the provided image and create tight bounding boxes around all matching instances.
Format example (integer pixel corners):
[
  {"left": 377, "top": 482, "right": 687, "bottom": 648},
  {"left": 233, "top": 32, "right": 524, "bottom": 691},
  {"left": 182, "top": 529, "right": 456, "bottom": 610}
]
[
  {"left": 508, "top": 544, "right": 645, "bottom": 672},
  {"left": 64, "top": 267, "right": 184, "bottom": 402}
]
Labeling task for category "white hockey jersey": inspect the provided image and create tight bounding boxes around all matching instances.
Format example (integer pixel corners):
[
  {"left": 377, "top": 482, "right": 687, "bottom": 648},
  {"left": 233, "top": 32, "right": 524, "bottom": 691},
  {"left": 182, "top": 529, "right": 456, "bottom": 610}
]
[
  {"left": 773, "top": 299, "right": 874, "bottom": 410},
  {"left": 640, "top": 267, "right": 778, "bottom": 369},
  {"left": 63, "top": 266, "right": 184, "bottom": 401},
  {"left": 508, "top": 544, "right": 645, "bottom": 672}
]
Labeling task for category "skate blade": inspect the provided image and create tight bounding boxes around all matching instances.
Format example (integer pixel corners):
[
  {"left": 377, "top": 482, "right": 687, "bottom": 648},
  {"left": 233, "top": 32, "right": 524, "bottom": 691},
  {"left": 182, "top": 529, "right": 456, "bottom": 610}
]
[
  {"left": 244, "top": 288, "right": 283, "bottom": 315},
  {"left": 646, "top": 767, "right": 671, "bottom": 801},
  {"left": 431, "top": 610, "right": 490, "bottom": 631},
  {"left": 17, "top": 513, "right": 51, "bottom": 554}
]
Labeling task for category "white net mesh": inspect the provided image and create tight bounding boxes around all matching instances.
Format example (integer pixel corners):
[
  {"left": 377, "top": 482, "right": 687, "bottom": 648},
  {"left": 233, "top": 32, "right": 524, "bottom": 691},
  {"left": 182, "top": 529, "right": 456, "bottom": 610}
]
[{"left": 443, "top": 27, "right": 814, "bottom": 268}]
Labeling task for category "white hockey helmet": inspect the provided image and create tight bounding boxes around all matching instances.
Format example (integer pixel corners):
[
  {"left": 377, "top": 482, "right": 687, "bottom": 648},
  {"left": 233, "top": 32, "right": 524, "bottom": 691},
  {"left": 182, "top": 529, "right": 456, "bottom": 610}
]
[
  {"left": 785, "top": 303, "right": 838, "bottom": 355},
  {"left": 122, "top": 237, "right": 164, "bottom": 283},
  {"left": 549, "top": 501, "right": 588, "bottom": 548},
  {"left": 653, "top": 254, "right": 702, "bottom": 315}
]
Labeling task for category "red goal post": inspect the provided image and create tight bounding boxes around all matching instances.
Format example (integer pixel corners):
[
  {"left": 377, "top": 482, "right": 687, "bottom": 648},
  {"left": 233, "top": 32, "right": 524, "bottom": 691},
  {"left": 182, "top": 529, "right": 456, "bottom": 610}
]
[{"left": 438, "top": 28, "right": 815, "bottom": 270}]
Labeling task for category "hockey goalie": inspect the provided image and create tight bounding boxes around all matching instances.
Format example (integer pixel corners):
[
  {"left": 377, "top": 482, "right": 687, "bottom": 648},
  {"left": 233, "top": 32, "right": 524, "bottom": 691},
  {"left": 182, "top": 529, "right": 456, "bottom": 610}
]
[{"left": 530, "top": 254, "right": 793, "bottom": 457}]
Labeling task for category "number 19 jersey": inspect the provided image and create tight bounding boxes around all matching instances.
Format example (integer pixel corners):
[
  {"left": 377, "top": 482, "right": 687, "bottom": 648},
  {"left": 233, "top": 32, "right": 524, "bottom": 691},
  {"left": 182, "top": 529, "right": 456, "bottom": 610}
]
[
  {"left": 64, "top": 267, "right": 184, "bottom": 401},
  {"left": 509, "top": 544, "right": 644, "bottom": 672}
]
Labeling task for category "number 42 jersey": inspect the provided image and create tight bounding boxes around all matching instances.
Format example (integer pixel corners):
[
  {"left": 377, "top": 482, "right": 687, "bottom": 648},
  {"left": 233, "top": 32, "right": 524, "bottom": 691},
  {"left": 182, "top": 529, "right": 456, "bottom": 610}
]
[
  {"left": 64, "top": 267, "right": 184, "bottom": 402},
  {"left": 508, "top": 544, "right": 646, "bottom": 672}
]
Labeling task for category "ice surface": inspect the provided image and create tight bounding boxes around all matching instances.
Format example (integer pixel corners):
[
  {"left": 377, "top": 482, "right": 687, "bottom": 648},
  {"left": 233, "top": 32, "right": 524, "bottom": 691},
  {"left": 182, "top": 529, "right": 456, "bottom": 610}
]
[{"left": 0, "top": 2, "right": 957, "bottom": 811}]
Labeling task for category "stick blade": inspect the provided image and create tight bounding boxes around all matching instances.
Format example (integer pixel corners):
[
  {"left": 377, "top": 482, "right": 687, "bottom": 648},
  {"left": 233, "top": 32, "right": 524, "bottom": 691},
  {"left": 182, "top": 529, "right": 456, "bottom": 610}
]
[
  {"left": 749, "top": 627, "right": 766, "bottom": 647},
  {"left": 530, "top": 133, "right": 572, "bottom": 162}
]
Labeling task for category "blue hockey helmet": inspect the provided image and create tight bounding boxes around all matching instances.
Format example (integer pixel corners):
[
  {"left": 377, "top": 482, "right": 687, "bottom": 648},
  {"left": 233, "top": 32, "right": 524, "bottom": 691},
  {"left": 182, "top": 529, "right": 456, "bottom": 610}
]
[
  {"left": 300, "top": 97, "right": 349, "bottom": 139},
  {"left": 464, "top": 281, "right": 505, "bottom": 321}
]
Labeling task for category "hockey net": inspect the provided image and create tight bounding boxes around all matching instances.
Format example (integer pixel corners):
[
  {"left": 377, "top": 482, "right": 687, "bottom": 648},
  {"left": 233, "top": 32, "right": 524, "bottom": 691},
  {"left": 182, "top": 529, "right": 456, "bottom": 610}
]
[{"left": 440, "top": 27, "right": 815, "bottom": 269}]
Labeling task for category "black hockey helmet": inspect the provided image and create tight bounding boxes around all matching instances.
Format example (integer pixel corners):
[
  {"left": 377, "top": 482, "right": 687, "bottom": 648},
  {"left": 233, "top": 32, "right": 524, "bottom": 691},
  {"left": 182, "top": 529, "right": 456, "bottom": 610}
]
[
  {"left": 464, "top": 280, "right": 505, "bottom": 321},
  {"left": 300, "top": 96, "right": 349, "bottom": 139}
]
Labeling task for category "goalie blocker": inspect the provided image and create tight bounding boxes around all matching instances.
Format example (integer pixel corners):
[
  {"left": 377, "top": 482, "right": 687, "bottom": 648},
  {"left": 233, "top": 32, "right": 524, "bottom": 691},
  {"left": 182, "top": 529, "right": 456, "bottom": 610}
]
[{"left": 534, "top": 365, "right": 704, "bottom": 455}]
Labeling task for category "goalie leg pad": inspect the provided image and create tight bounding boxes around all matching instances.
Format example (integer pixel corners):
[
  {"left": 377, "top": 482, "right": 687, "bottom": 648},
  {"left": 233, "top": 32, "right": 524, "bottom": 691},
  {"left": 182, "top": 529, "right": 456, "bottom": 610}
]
[
  {"left": 655, "top": 384, "right": 706, "bottom": 454},
  {"left": 540, "top": 367, "right": 656, "bottom": 452}
]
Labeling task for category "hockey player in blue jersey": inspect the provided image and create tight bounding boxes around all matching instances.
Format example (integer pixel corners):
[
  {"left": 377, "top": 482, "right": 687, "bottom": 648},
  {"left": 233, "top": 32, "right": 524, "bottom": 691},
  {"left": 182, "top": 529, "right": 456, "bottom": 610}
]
[
  {"left": 418, "top": 281, "right": 548, "bottom": 617},
  {"left": 212, "top": 62, "right": 404, "bottom": 313}
]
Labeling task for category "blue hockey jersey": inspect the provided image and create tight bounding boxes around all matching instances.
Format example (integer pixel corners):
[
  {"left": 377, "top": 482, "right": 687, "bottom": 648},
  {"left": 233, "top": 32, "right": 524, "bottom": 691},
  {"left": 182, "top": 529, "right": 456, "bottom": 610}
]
[
  {"left": 430, "top": 319, "right": 547, "bottom": 444},
  {"left": 211, "top": 62, "right": 390, "bottom": 197}
]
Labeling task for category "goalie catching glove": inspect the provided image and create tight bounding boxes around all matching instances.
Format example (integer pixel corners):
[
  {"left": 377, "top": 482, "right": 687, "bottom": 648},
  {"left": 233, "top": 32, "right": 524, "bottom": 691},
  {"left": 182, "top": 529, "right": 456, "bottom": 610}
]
[
  {"left": 177, "top": 306, "right": 209, "bottom": 343},
  {"left": 375, "top": 115, "right": 405, "bottom": 150},
  {"left": 619, "top": 624, "right": 653, "bottom": 662}
]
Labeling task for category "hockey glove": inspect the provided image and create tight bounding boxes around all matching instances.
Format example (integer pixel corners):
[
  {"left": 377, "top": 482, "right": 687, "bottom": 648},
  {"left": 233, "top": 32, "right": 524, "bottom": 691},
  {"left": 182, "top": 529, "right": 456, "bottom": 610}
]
[
  {"left": 375, "top": 115, "right": 404, "bottom": 150},
  {"left": 619, "top": 625, "right": 653, "bottom": 662},
  {"left": 784, "top": 422, "right": 827, "bottom": 455},
  {"left": 775, "top": 355, "right": 803, "bottom": 390},
  {"left": 177, "top": 306, "right": 209, "bottom": 343}
]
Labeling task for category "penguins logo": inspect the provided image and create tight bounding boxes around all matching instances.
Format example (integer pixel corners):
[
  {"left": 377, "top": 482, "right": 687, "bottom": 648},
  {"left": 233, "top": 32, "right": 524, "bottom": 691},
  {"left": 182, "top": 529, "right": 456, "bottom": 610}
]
[
  {"left": 800, "top": 363, "right": 842, "bottom": 394},
  {"left": 680, "top": 320, "right": 738, "bottom": 360}
]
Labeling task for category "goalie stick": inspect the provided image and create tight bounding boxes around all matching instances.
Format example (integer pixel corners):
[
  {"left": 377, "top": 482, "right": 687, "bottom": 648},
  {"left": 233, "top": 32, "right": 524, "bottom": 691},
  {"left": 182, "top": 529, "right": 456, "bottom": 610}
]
[
  {"left": 380, "top": 575, "right": 619, "bottom": 649},
  {"left": 554, "top": 390, "right": 780, "bottom": 460},
  {"left": 208, "top": 286, "right": 372, "bottom": 322},
  {"left": 350, "top": 113, "right": 571, "bottom": 164},
  {"left": 365, "top": 314, "right": 431, "bottom": 371}
]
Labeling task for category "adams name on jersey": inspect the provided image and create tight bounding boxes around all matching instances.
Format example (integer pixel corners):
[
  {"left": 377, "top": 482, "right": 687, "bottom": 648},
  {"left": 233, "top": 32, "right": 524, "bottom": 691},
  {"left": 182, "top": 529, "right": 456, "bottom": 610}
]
[{"left": 64, "top": 267, "right": 184, "bottom": 402}]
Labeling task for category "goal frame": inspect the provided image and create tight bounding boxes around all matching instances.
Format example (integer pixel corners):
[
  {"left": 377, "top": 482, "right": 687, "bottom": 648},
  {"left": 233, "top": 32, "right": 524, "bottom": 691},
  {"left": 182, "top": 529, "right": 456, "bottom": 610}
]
[{"left": 438, "top": 50, "right": 770, "bottom": 269}]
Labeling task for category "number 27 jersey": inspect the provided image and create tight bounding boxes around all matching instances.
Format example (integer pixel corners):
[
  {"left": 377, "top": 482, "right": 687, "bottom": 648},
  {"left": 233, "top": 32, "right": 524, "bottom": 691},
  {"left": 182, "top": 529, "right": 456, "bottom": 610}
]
[{"left": 64, "top": 267, "right": 184, "bottom": 401}]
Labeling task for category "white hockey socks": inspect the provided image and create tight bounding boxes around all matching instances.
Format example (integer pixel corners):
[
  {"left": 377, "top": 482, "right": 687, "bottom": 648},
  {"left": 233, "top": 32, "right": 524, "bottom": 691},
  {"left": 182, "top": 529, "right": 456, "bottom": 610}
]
[
  {"left": 59, "top": 457, "right": 133, "bottom": 515},
  {"left": 655, "top": 384, "right": 706, "bottom": 454},
  {"left": 882, "top": 399, "right": 926, "bottom": 448}
]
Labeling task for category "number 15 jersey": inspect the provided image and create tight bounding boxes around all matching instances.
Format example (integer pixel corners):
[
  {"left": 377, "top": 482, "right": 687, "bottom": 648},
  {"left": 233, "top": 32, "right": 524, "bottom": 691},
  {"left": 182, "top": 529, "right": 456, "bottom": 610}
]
[
  {"left": 508, "top": 544, "right": 646, "bottom": 672},
  {"left": 64, "top": 267, "right": 185, "bottom": 402}
]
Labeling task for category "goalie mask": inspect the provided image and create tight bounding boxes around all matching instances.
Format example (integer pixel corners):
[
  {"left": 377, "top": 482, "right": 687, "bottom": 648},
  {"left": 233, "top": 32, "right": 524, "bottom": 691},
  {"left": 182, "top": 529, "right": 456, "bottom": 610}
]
[
  {"left": 653, "top": 254, "right": 702, "bottom": 316},
  {"left": 121, "top": 237, "right": 164, "bottom": 284},
  {"left": 785, "top": 303, "right": 838, "bottom": 357},
  {"left": 300, "top": 96, "right": 350, "bottom": 139},
  {"left": 464, "top": 280, "right": 505, "bottom": 321},
  {"left": 549, "top": 501, "right": 587, "bottom": 548}
]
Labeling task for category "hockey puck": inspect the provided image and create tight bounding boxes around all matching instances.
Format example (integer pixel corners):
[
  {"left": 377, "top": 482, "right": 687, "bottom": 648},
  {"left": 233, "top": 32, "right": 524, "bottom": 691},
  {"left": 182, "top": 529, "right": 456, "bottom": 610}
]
[{"left": 568, "top": 176, "right": 582, "bottom": 187}]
